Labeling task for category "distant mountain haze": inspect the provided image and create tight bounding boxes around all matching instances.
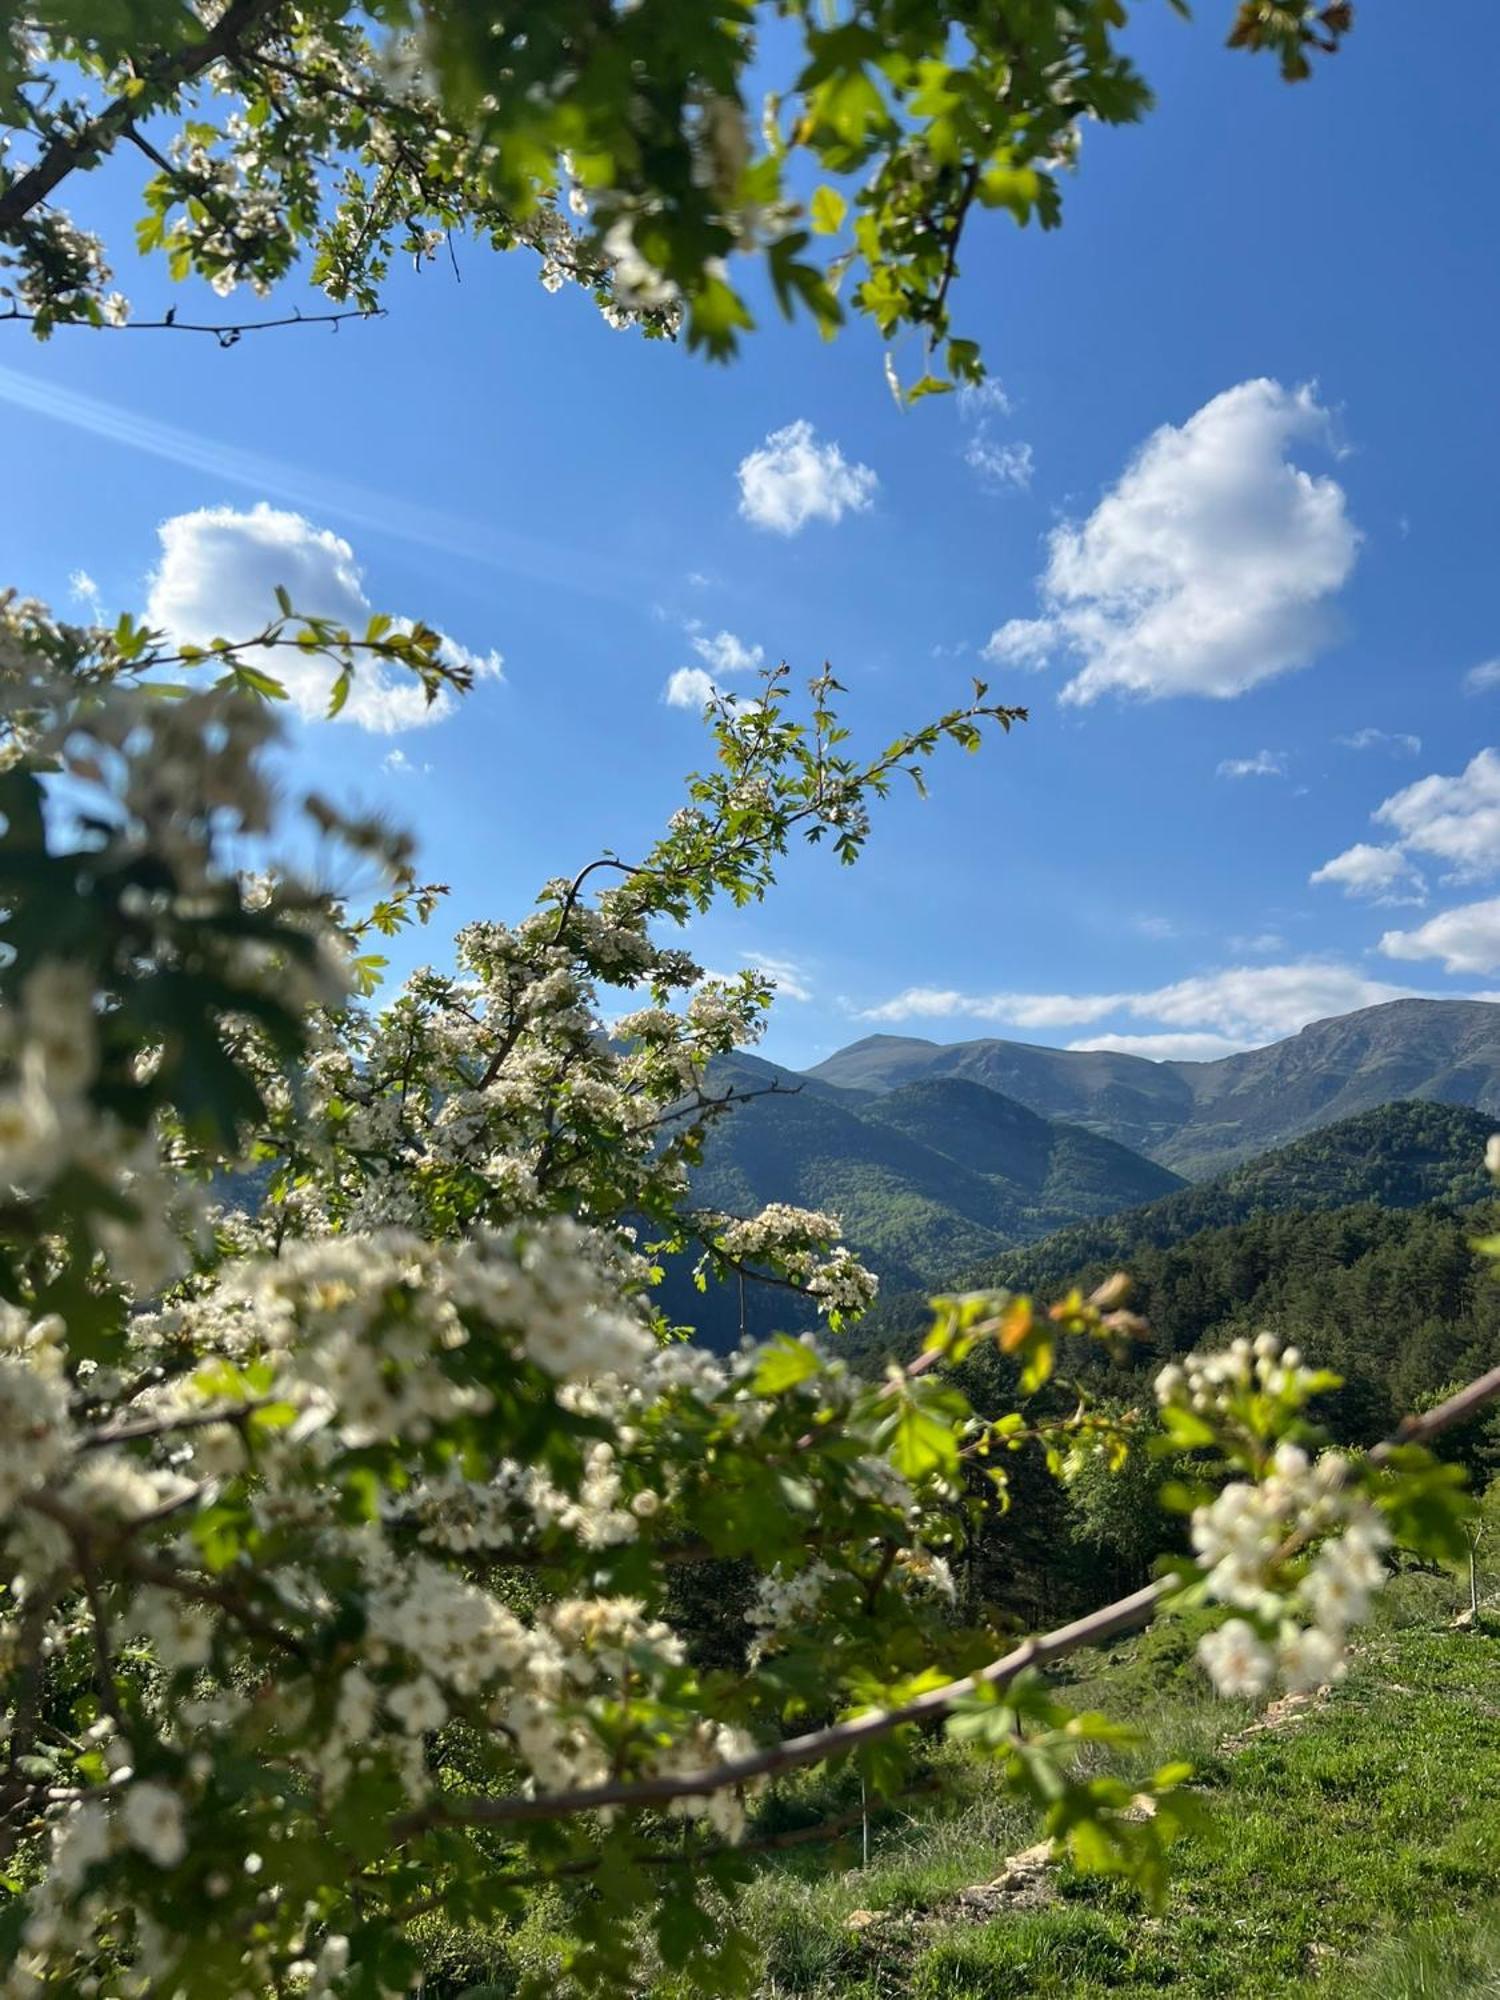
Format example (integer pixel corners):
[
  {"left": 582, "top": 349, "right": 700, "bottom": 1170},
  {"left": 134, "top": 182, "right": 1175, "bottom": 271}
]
[{"left": 806, "top": 1000, "right": 1500, "bottom": 1177}]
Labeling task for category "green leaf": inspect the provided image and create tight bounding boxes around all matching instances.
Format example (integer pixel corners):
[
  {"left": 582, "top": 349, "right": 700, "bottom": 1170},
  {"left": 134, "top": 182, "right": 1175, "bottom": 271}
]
[
  {"left": 750, "top": 1337, "right": 821, "bottom": 1395},
  {"left": 810, "top": 184, "right": 847, "bottom": 234}
]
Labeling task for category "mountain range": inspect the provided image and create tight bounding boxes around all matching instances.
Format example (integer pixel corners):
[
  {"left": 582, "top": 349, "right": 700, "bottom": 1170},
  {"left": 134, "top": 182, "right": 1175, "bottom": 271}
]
[
  {"left": 667, "top": 1001, "right": 1500, "bottom": 1346},
  {"left": 807, "top": 999, "right": 1500, "bottom": 1178}
]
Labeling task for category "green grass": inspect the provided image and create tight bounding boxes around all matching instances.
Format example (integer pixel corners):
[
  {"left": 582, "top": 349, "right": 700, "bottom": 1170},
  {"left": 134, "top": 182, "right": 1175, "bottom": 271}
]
[{"left": 708, "top": 1587, "right": 1500, "bottom": 1998}]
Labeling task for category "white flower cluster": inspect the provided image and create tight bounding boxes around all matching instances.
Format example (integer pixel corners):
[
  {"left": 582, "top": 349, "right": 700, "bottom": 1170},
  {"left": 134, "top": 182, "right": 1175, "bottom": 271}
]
[
  {"left": 1154, "top": 1330, "right": 1321, "bottom": 1414},
  {"left": 746, "top": 1560, "right": 835, "bottom": 1661},
  {"left": 0, "top": 1308, "right": 72, "bottom": 1520},
  {"left": 1191, "top": 1441, "right": 1391, "bottom": 1699},
  {"left": 715, "top": 1205, "right": 877, "bottom": 1318}
]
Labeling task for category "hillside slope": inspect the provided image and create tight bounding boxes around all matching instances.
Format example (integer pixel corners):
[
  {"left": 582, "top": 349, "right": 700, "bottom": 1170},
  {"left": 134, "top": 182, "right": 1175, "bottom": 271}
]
[
  {"left": 807, "top": 1000, "right": 1500, "bottom": 1176},
  {"left": 853, "top": 1100, "right": 1500, "bottom": 1370},
  {"left": 660, "top": 1056, "right": 1182, "bottom": 1347}
]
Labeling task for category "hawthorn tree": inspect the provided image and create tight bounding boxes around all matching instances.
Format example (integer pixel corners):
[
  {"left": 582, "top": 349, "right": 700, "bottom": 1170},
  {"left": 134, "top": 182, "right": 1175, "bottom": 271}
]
[
  {"left": 0, "top": 590, "right": 1487, "bottom": 1997},
  {"left": 2, "top": 1, "right": 1353, "bottom": 376},
  {"left": 6, "top": 5, "right": 1490, "bottom": 1994}
]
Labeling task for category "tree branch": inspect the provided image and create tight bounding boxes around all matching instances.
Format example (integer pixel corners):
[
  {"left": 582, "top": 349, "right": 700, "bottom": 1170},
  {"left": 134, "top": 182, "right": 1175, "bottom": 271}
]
[
  {"left": 0, "top": 0, "right": 285, "bottom": 234},
  {"left": 0, "top": 303, "right": 384, "bottom": 345},
  {"left": 397, "top": 1350, "right": 1500, "bottom": 1837}
]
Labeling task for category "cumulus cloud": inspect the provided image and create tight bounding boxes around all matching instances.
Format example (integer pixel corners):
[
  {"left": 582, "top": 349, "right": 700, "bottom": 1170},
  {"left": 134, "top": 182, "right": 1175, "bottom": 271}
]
[
  {"left": 1310, "top": 842, "right": 1427, "bottom": 905},
  {"left": 858, "top": 961, "right": 1423, "bottom": 1051},
  {"left": 69, "top": 568, "right": 102, "bottom": 616},
  {"left": 147, "top": 504, "right": 501, "bottom": 734},
  {"left": 662, "top": 666, "right": 718, "bottom": 709},
  {"left": 1381, "top": 900, "right": 1500, "bottom": 975},
  {"left": 691, "top": 628, "right": 763, "bottom": 676},
  {"left": 1463, "top": 660, "right": 1500, "bottom": 695},
  {"left": 1338, "top": 727, "right": 1421, "bottom": 755},
  {"left": 662, "top": 626, "right": 766, "bottom": 707},
  {"left": 1372, "top": 748, "right": 1500, "bottom": 880},
  {"left": 382, "top": 747, "right": 431, "bottom": 777},
  {"left": 1217, "top": 750, "right": 1287, "bottom": 780},
  {"left": 982, "top": 379, "right": 1359, "bottom": 704},
  {"left": 737, "top": 420, "right": 878, "bottom": 534}
]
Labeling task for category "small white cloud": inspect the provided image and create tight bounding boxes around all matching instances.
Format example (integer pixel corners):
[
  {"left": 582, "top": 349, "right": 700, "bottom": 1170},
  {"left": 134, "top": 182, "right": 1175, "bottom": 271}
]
[
  {"left": 744, "top": 953, "right": 813, "bottom": 1003},
  {"left": 382, "top": 747, "right": 431, "bottom": 777},
  {"left": 1310, "top": 842, "right": 1426, "bottom": 905},
  {"left": 1217, "top": 750, "right": 1287, "bottom": 780},
  {"left": 1337, "top": 727, "right": 1421, "bottom": 755},
  {"left": 1067, "top": 1032, "right": 1248, "bottom": 1062},
  {"left": 692, "top": 628, "right": 763, "bottom": 676},
  {"left": 982, "top": 379, "right": 1359, "bottom": 705},
  {"left": 965, "top": 435, "right": 1034, "bottom": 493},
  {"left": 957, "top": 379, "right": 1013, "bottom": 420},
  {"left": 736, "top": 420, "right": 878, "bottom": 535},
  {"left": 1373, "top": 748, "right": 1500, "bottom": 880},
  {"left": 1136, "top": 915, "right": 1178, "bottom": 941},
  {"left": 147, "top": 504, "right": 501, "bottom": 735},
  {"left": 1380, "top": 899, "right": 1500, "bottom": 975},
  {"left": 982, "top": 617, "right": 1055, "bottom": 672},
  {"left": 69, "top": 569, "right": 102, "bottom": 616},
  {"left": 663, "top": 666, "right": 718, "bottom": 709},
  {"left": 1463, "top": 660, "right": 1500, "bottom": 695}
]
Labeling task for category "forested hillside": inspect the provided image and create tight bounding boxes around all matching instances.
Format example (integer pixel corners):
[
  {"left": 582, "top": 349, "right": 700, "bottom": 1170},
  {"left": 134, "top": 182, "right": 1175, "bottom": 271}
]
[
  {"left": 663, "top": 1056, "right": 1182, "bottom": 1347},
  {"left": 855, "top": 1103, "right": 1500, "bottom": 1425}
]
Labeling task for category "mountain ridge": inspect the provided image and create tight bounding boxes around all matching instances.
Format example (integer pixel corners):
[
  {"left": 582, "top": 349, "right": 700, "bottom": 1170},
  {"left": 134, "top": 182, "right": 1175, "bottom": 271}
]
[{"left": 806, "top": 999, "right": 1500, "bottom": 1175}]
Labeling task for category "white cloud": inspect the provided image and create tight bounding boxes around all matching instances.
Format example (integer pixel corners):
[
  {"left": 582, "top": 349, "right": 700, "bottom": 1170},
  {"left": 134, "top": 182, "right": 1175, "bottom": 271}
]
[
  {"left": 1463, "top": 660, "right": 1500, "bottom": 695},
  {"left": 1380, "top": 900, "right": 1500, "bottom": 975},
  {"left": 744, "top": 953, "right": 813, "bottom": 1003},
  {"left": 857, "top": 987, "right": 1122, "bottom": 1030},
  {"left": 1067, "top": 1032, "right": 1247, "bottom": 1063},
  {"left": 663, "top": 666, "right": 718, "bottom": 710},
  {"left": 1310, "top": 841, "right": 1426, "bottom": 905},
  {"left": 1338, "top": 727, "right": 1421, "bottom": 755},
  {"left": 965, "top": 435, "right": 1034, "bottom": 493},
  {"left": 957, "top": 379, "right": 1013, "bottom": 420},
  {"left": 736, "top": 420, "right": 878, "bottom": 534},
  {"left": 382, "top": 747, "right": 431, "bottom": 777},
  {"left": 1217, "top": 750, "right": 1287, "bottom": 780},
  {"left": 69, "top": 569, "right": 102, "bottom": 616},
  {"left": 982, "top": 617, "right": 1055, "bottom": 672},
  {"left": 858, "top": 961, "right": 1423, "bottom": 1049},
  {"left": 147, "top": 504, "right": 501, "bottom": 735},
  {"left": 982, "top": 379, "right": 1359, "bottom": 704},
  {"left": 692, "top": 628, "right": 764, "bottom": 676},
  {"left": 1372, "top": 748, "right": 1500, "bottom": 880}
]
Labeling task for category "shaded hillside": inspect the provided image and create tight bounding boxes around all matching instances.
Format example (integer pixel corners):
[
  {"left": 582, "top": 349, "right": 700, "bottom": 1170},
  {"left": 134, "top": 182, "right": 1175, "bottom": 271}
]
[
  {"left": 657, "top": 1056, "right": 1181, "bottom": 1349},
  {"left": 808, "top": 999, "right": 1500, "bottom": 1175},
  {"left": 855, "top": 1099, "right": 1499, "bottom": 1359}
]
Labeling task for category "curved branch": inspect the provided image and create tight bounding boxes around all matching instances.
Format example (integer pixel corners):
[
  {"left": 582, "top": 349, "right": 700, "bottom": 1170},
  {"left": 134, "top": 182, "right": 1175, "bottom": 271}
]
[{"left": 398, "top": 1351, "right": 1500, "bottom": 1838}]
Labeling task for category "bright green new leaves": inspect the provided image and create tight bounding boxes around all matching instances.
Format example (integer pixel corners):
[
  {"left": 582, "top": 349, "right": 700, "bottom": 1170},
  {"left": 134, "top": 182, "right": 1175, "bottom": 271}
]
[{"left": 0, "top": 2, "right": 1350, "bottom": 381}]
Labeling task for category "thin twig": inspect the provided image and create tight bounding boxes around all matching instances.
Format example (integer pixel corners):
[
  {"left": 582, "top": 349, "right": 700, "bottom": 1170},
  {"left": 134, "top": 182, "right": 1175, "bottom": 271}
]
[{"left": 0, "top": 304, "right": 385, "bottom": 345}]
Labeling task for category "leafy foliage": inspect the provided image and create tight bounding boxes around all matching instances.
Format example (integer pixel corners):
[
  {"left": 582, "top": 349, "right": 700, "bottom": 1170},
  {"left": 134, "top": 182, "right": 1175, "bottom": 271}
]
[{"left": 1, "top": 1, "right": 1349, "bottom": 379}]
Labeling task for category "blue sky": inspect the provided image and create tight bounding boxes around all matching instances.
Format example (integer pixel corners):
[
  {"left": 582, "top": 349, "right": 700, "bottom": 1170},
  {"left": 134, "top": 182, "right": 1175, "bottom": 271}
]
[{"left": 5, "top": 5, "right": 1500, "bottom": 1070}]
